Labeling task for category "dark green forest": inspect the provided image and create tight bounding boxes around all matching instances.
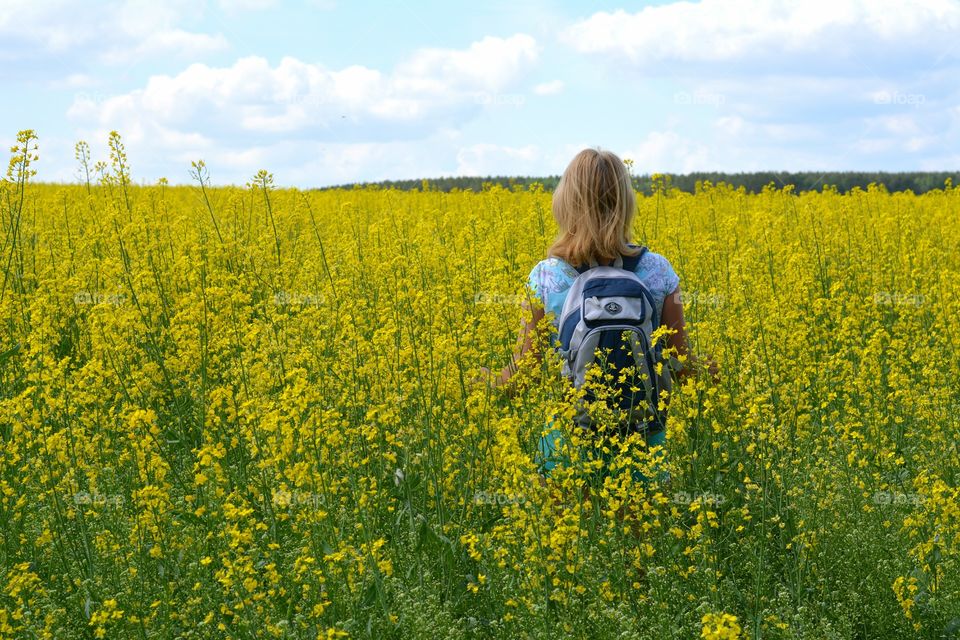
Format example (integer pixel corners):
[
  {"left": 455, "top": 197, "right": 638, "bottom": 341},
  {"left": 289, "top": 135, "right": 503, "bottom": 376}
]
[{"left": 322, "top": 171, "right": 959, "bottom": 194}]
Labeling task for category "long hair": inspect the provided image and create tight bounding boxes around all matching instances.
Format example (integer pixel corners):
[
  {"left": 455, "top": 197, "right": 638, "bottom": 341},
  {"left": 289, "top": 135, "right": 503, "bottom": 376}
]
[{"left": 548, "top": 148, "right": 641, "bottom": 267}]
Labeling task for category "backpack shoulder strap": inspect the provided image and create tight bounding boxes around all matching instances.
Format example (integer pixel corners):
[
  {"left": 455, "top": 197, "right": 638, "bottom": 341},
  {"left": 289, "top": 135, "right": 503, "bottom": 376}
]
[{"left": 620, "top": 244, "right": 648, "bottom": 273}]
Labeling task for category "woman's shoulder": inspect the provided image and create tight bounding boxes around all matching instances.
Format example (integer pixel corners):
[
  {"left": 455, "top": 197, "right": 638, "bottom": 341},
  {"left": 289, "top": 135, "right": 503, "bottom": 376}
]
[
  {"left": 538, "top": 255, "right": 579, "bottom": 271},
  {"left": 527, "top": 256, "right": 579, "bottom": 295},
  {"left": 528, "top": 254, "right": 579, "bottom": 274},
  {"left": 636, "top": 247, "right": 672, "bottom": 268},
  {"left": 633, "top": 247, "right": 680, "bottom": 294}
]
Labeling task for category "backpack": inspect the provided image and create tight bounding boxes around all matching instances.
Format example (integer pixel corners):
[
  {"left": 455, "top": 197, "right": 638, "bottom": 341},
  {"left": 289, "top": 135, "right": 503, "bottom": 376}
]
[{"left": 556, "top": 245, "right": 671, "bottom": 436}]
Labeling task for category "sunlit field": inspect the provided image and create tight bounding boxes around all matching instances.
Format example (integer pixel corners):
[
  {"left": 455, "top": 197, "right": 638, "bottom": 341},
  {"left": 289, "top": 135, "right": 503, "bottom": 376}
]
[{"left": 2, "top": 131, "right": 959, "bottom": 639}]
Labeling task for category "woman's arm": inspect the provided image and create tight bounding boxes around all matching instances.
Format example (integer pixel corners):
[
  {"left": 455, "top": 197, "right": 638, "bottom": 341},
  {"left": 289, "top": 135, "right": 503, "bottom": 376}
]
[
  {"left": 479, "top": 299, "right": 546, "bottom": 395},
  {"left": 660, "top": 285, "right": 719, "bottom": 382}
]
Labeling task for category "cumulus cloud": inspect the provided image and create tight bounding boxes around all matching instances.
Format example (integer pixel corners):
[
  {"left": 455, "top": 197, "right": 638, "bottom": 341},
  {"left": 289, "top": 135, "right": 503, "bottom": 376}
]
[
  {"left": 69, "top": 34, "right": 538, "bottom": 135},
  {"left": 0, "top": 0, "right": 228, "bottom": 66},
  {"left": 559, "top": 1, "right": 960, "bottom": 173},
  {"left": 18, "top": 0, "right": 960, "bottom": 185},
  {"left": 398, "top": 35, "right": 539, "bottom": 92},
  {"left": 66, "top": 34, "right": 540, "bottom": 183},
  {"left": 561, "top": 0, "right": 960, "bottom": 74}
]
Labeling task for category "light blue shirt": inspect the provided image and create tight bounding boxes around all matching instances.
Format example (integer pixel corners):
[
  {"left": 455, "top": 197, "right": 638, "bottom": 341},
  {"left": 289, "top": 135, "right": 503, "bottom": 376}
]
[{"left": 526, "top": 249, "right": 680, "bottom": 340}]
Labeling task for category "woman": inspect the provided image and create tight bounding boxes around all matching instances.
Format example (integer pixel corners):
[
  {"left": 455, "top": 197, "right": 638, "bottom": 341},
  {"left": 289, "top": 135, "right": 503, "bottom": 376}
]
[{"left": 481, "top": 147, "right": 713, "bottom": 479}]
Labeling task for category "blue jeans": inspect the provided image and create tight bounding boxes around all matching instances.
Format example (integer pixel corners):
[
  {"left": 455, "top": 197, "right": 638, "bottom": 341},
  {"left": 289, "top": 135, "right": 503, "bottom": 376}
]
[{"left": 536, "top": 422, "right": 668, "bottom": 485}]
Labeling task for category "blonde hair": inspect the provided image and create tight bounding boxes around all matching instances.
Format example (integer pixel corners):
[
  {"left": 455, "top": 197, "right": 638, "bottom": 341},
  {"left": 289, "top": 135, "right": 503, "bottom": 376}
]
[{"left": 548, "top": 147, "right": 641, "bottom": 267}]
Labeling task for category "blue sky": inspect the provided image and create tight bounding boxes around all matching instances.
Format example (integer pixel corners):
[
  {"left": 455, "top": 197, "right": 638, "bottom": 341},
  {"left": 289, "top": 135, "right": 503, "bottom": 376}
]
[{"left": 2, "top": 0, "right": 959, "bottom": 186}]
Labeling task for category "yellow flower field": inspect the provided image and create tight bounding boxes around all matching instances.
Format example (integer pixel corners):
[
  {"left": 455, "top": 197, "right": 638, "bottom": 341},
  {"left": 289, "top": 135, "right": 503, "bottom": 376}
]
[{"left": 1, "top": 131, "right": 958, "bottom": 638}]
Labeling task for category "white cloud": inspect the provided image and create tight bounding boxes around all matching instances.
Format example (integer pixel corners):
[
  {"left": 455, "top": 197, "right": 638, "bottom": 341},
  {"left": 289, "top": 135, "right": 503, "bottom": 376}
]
[
  {"left": 533, "top": 80, "right": 565, "bottom": 96},
  {"left": 396, "top": 34, "right": 540, "bottom": 93},
  {"left": 69, "top": 34, "right": 539, "bottom": 135},
  {"left": 455, "top": 143, "right": 540, "bottom": 175},
  {"left": 558, "top": 2, "right": 960, "bottom": 174},
  {"left": 65, "top": 34, "right": 540, "bottom": 184},
  {"left": 562, "top": 0, "right": 960, "bottom": 73},
  {"left": 0, "top": 0, "right": 227, "bottom": 65},
  {"left": 622, "top": 131, "right": 711, "bottom": 173}
]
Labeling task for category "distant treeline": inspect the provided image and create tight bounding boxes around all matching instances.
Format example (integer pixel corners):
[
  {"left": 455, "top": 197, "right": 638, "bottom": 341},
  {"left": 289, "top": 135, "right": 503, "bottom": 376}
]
[{"left": 322, "top": 171, "right": 959, "bottom": 195}]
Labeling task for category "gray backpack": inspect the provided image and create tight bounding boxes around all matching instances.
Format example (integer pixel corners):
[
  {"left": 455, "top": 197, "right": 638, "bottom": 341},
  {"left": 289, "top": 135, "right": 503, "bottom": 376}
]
[{"left": 556, "top": 245, "right": 670, "bottom": 435}]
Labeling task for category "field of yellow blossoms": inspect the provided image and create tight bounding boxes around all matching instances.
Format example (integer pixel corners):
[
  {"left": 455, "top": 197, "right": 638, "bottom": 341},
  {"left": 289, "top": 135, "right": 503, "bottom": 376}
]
[{"left": 1, "top": 131, "right": 958, "bottom": 639}]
